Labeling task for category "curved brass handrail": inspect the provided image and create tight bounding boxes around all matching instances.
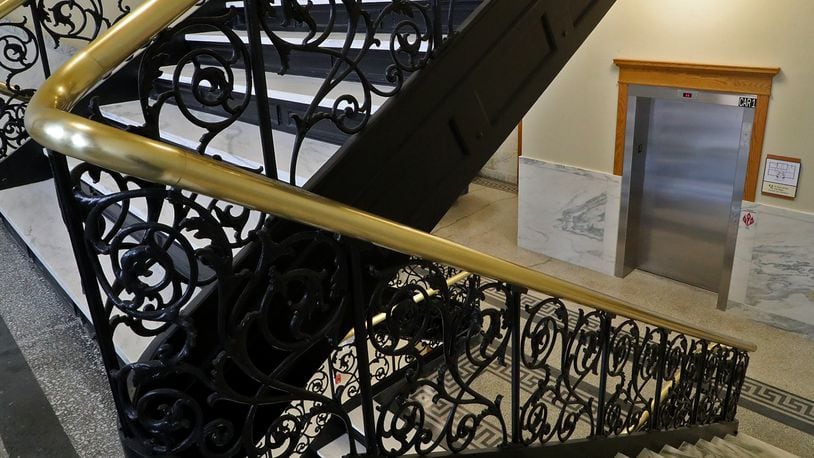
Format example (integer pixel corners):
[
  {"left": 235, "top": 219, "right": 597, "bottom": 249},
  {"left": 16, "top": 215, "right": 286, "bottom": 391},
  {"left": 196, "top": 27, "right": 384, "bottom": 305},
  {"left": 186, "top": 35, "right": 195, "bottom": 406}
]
[
  {"left": 25, "top": 0, "right": 757, "bottom": 352},
  {"left": 0, "top": 81, "right": 29, "bottom": 100},
  {"left": 0, "top": 0, "right": 25, "bottom": 20}
]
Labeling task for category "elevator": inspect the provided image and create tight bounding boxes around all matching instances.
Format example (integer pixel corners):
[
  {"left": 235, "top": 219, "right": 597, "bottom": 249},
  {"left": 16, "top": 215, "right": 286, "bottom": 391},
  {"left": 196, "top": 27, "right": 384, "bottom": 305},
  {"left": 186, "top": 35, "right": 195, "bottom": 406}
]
[{"left": 616, "top": 85, "right": 755, "bottom": 307}]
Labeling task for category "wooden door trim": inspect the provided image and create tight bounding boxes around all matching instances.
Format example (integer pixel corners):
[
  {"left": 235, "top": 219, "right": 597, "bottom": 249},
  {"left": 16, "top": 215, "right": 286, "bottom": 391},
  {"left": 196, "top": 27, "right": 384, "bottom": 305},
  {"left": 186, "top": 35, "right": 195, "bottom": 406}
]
[{"left": 613, "top": 59, "right": 780, "bottom": 201}]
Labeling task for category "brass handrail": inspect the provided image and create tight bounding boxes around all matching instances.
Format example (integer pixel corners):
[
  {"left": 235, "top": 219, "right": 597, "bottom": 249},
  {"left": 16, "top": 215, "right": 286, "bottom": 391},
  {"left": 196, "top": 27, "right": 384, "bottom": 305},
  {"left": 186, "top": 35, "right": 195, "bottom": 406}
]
[
  {"left": 342, "top": 271, "right": 472, "bottom": 343},
  {"left": 0, "top": 0, "right": 26, "bottom": 20},
  {"left": 0, "top": 82, "right": 31, "bottom": 100},
  {"left": 25, "top": 0, "right": 757, "bottom": 352}
]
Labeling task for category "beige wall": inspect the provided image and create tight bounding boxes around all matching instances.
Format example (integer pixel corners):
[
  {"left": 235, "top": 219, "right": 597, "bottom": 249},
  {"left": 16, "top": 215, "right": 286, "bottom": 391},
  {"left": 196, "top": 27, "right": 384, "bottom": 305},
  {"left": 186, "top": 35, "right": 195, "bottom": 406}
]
[{"left": 523, "top": 0, "right": 814, "bottom": 212}]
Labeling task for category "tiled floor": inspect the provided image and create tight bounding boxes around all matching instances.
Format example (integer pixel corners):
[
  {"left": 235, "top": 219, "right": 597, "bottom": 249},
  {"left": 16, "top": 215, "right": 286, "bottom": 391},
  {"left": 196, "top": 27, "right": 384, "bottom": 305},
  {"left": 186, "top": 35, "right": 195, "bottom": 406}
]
[
  {"left": 1, "top": 180, "right": 812, "bottom": 456},
  {"left": 433, "top": 182, "right": 814, "bottom": 457},
  {"left": 0, "top": 222, "right": 121, "bottom": 458}
]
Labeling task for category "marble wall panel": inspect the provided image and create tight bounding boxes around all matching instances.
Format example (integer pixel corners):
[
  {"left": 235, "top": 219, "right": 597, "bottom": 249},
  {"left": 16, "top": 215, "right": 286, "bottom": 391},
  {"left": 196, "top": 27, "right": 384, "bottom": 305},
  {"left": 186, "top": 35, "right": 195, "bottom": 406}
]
[
  {"left": 518, "top": 157, "right": 620, "bottom": 275},
  {"left": 519, "top": 158, "right": 814, "bottom": 338}
]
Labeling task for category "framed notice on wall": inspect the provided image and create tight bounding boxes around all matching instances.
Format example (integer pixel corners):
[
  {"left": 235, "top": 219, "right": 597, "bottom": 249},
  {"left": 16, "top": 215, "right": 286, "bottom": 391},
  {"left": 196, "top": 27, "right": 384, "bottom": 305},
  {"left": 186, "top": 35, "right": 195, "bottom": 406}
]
[{"left": 762, "top": 154, "right": 802, "bottom": 199}]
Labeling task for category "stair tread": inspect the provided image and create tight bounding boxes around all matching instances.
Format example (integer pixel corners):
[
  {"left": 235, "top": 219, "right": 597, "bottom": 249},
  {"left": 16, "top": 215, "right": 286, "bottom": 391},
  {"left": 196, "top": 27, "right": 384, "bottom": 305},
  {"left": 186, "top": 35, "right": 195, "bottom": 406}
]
[
  {"left": 318, "top": 434, "right": 366, "bottom": 457},
  {"left": 186, "top": 29, "right": 431, "bottom": 53},
  {"left": 659, "top": 444, "right": 700, "bottom": 458},
  {"left": 693, "top": 439, "right": 726, "bottom": 457},
  {"left": 725, "top": 434, "right": 799, "bottom": 457},
  {"left": 158, "top": 64, "right": 387, "bottom": 111},
  {"left": 99, "top": 100, "right": 339, "bottom": 185}
]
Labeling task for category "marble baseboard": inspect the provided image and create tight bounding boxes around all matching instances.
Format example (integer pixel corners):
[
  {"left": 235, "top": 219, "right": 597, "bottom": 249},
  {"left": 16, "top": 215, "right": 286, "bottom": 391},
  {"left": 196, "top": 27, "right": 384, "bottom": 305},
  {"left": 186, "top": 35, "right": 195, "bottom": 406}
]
[
  {"left": 518, "top": 157, "right": 620, "bottom": 276},
  {"left": 480, "top": 127, "right": 519, "bottom": 185},
  {"left": 728, "top": 203, "right": 814, "bottom": 339}
]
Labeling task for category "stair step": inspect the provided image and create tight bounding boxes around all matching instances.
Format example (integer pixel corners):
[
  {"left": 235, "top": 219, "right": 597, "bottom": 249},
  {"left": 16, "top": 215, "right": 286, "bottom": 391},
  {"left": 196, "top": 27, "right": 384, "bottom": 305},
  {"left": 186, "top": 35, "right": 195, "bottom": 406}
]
[
  {"left": 711, "top": 436, "right": 754, "bottom": 457},
  {"left": 185, "top": 29, "right": 432, "bottom": 53},
  {"left": 691, "top": 439, "right": 719, "bottom": 456},
  {"left": 155, "top": 64, "right": 387, "bottom": 144},
  {"left": 657, "top": 444, "right": 698, "bottom": 458},
  {"left": 677, "top": 441, "right": 704, "bottom": 457},
  {"left": 725, "top": 434, "right": 798, "bottom": 457},
  {"left": 630, "top": 434, "right": 800, "bottom": 458},
  {"left": 99, "top": 100, "right": 339, "bottom": 185},
  {"left": 0, "top": 178, "right": 154, "bottom": 364},
  {"left": 157, "top": 65, "right": 387, "bottom": 113},
  {"left": 318, "top": 433, "right": 366, "bottom": 457}
]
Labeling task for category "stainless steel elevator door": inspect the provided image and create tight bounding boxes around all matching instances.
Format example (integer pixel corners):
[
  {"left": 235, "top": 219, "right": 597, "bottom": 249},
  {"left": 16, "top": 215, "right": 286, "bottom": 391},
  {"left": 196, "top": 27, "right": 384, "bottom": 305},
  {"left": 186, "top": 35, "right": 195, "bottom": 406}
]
[{"left": 636, "top": 99, "right": 746, "bottom": 291}]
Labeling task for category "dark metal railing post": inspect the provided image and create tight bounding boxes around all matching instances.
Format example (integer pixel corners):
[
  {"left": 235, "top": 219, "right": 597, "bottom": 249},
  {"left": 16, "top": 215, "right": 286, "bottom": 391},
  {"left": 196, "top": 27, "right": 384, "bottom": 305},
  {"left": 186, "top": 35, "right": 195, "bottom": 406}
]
[
  {"left": 509, "top": 285, "right": 525, "bottom": 444},
  {"left": 594, "top": 312, "right": 612, "bottom": 437},
  {"left": 446, "top": 0, "right": 458, "bottom": 36},
  {"left": 691, "top": 341, "right": 709, "bottom": 424},
  {"left": 430, "top": 0, "right": 443, "bottom": 46},
  {"left": 720, "top": 349, "right": 737, "bottom": 422},
  {"left": 649, "top": 329, "right": 669, "bottom": 431},
  {"left": 348, "top": 241, "right": 379, "bottom": 456},
  {"left": 726, "top": 354, "right": 748, "bottom": 422},
  {"left": 28, "top": 1, "right": 52, "bottom": 78},
  {"left": 46, "top": 152, "right": 135, "bottom": 442},
  {"left": 242, "top": 0, "right": 278, "bottom": 179}
]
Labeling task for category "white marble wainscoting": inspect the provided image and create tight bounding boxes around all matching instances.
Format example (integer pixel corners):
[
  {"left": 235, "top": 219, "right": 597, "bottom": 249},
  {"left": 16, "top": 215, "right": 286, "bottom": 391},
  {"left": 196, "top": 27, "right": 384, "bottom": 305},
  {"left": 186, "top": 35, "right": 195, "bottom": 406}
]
[
  {"left": 518, "top": 157, "right": 621, "bottom": 275},
  {"left": 728, "top": 203, "right": 814, "bottom": 339},
  {"left": 518, "top": 157, "right": 814, "bottom": 338},
  {"left": 480, "top": 126, "right": 519, "bottom": 185}
]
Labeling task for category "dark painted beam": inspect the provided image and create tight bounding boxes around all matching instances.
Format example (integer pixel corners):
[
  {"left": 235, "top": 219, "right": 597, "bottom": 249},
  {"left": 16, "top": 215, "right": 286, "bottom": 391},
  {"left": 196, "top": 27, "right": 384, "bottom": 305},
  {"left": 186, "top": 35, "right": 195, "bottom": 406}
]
[{"left": 309, "top": 0, "right": 617, "bottom": 231}]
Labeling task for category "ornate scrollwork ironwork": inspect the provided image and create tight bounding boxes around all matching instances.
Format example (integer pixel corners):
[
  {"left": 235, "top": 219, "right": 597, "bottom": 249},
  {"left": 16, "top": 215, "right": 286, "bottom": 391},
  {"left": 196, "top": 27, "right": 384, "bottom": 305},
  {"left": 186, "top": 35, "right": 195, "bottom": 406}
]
[
  {"left": 600, "top": 321, "right": 661, "bottom": 436},
  {"left": 0, "top": 18, "right": 39, "bottom": 159},
  {"left": 131, "top": 9, "right": 255, "bottom": 159},
  {"left": 724, "top": 350, "right": 749, "bottom": 422},
  {"left": 656, "top": 336, "right": 704, "bottom": 430},
  {"left": 368, "top": 263, "right": 508, "bottom": 455},
  {"left": 697, "top": 343, "right": 735, "bottom": 425},
  {"left": 0, "top": 95, "right": 30, "bottom": 159},
  {"left": 49, "top": 1, "right": 753, "bottom": 456},
  {"left": 76, "top": 183, "right": 364, "bottom": 456},
  {"left": 0, "top": 18, "right": 40, "bottom": 92},
  {"left": 519, "top": 299, "right": 605, "bottom": 444},
  {"left": 69, "top": 182, "right": 754, "bottom": 456},
  {"left": 254, "top": 0, "right": 462, "bottom": 183},
  {"left": 0, "top": 0, "right": 131, "bottom": 160},
  {"left": 35, "top": 0, "right": 131, "bottom": 46}
]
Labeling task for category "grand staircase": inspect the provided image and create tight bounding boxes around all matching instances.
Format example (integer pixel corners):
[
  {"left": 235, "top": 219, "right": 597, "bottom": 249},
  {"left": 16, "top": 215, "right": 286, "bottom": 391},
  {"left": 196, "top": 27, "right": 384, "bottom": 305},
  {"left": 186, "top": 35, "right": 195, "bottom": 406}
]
[{"left": 0, "top": 0, "right": 784, "bottom": 456}]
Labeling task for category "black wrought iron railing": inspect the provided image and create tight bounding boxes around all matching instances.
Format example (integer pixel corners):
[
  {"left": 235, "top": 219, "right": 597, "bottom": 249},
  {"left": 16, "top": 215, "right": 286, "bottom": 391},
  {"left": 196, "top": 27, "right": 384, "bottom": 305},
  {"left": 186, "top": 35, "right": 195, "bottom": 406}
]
[
  {"left": 24, "top": 0, "right": 756, "bottom": 457},
  {"left": 0, "top": 0, "right": 132, "bottom": 161}
]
